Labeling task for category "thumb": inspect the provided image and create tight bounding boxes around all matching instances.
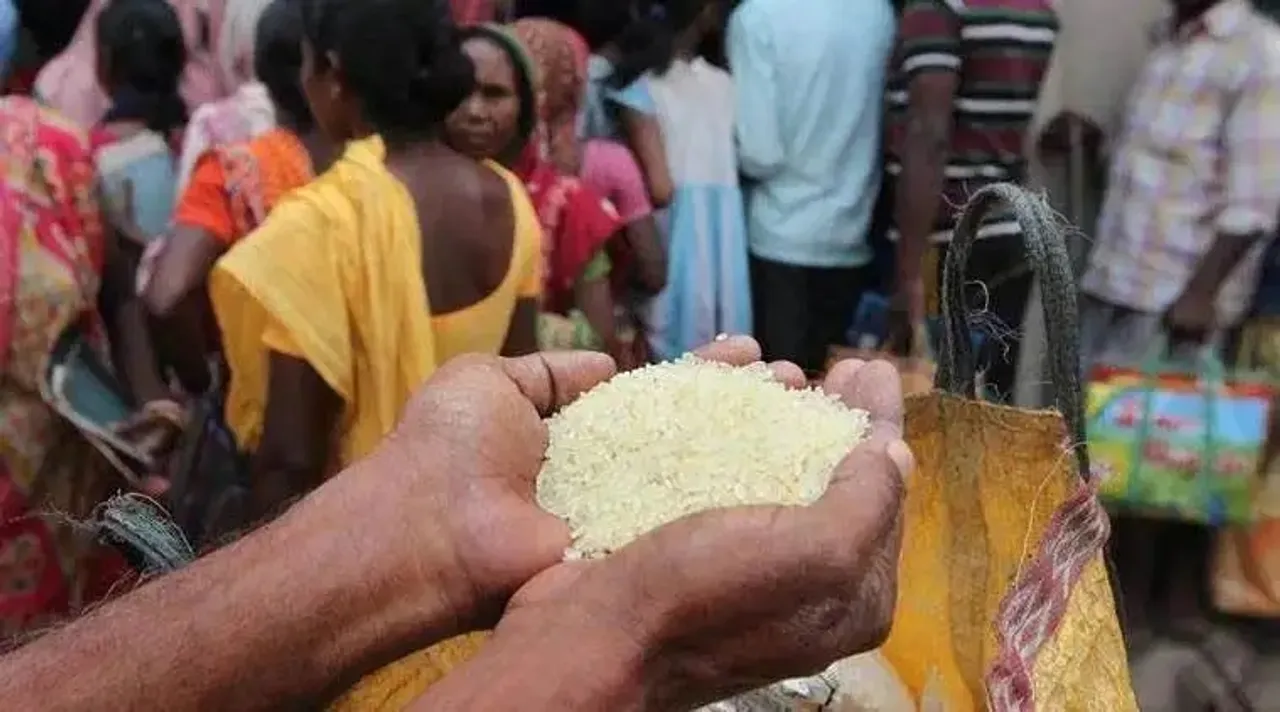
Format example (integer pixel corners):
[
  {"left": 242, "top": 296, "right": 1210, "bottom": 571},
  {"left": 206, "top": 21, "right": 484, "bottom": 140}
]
[
  {"left": 816, "top": 427, "right": 913, "bottom": 553},
  {"left": 509, "top": 559, "right": 597, "bottom": 609},
  {"left": 501, "top": 351, "right": 617, "bottom": 416}
]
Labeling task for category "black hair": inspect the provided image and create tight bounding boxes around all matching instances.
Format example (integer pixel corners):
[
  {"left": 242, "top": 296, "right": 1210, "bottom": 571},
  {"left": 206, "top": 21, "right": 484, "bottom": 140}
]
[
  {"left": 255, "top": 0, "right": 312, "bottom": 132},
  {"left": 299, "top": 0, "right": 475, "bottom": 142},
  {"left": 96, "top": 0, "right": 188, "bottom": 134},
  {"left": 16, "top": 0, "right": 92, "bottom": 58},
  {"left": 512, "top": 0, "right": 574, "bottom": 23},
  {"left": 564, "top": 0, "right": 632, "bottom": 52},
  {"left": 609, "top": 0, "right": 716, "bottom": 89}
]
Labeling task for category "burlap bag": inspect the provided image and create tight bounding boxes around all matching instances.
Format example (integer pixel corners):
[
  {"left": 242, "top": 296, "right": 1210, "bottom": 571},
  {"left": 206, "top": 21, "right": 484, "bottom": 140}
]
[{"left": 880, "top": 184, "right": 1136, "bottom": 710}]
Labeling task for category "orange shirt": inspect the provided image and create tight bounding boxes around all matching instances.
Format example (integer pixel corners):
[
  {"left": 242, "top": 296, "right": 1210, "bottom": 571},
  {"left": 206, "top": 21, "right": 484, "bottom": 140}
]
[{"left": 172, "top": 128, "right": 313, "bottom": 245}]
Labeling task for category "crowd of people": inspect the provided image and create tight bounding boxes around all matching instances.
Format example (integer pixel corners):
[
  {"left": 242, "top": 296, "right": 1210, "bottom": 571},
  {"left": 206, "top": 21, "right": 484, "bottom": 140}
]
[
  {"left": 0, "top": 0, "right": 909, "bottom": 640},
  {"left": 1, "top": 0, "right": 1280, "bottom": 706}
]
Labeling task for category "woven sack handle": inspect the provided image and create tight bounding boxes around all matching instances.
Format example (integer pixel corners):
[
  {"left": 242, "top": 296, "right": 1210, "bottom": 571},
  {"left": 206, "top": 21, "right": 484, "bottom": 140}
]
[{"left": 935, "top": 183, "right": 1090, "bottom": 480}]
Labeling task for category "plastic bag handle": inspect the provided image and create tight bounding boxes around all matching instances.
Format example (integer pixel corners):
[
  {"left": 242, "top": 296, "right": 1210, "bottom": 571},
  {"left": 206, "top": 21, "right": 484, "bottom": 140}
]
[{"left": 936, "top": 183, "right": 1089, "bottom": 479}]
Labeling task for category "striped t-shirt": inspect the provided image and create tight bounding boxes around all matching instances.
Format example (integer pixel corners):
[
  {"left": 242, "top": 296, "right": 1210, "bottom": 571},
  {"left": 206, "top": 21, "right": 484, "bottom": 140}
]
[{"left": 886, "top": 0, "right": 1058, "bottom": 242}]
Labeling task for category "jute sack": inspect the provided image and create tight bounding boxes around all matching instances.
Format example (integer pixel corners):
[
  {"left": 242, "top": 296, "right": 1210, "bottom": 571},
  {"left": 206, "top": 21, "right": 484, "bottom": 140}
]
[{"left": 880, "top": 184, "right": 1137, "bottom": 711}]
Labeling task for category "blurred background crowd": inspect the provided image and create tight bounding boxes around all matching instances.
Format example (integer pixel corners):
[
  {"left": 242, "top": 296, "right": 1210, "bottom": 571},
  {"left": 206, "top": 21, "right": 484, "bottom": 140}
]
[{"left": 2, "top": 0, "right": 1280, "bottom": 708}]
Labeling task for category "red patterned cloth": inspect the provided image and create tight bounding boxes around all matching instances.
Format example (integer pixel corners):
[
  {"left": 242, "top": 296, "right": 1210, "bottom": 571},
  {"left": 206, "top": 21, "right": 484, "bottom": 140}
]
[
  {"left": 985, "top": 477, "right": 1112, "bottom": 711},
  {"left": 513, "top": 145, "right": 619, "bottom": 313},
  {"left": 511, "top": 18, "right": 590, "bottom": 175},
  {"left": 0, "top": 97, "right": 127, "bottom": 638},
  {"left": 507, "top": 20, "right": 621, "bottom": 313}
]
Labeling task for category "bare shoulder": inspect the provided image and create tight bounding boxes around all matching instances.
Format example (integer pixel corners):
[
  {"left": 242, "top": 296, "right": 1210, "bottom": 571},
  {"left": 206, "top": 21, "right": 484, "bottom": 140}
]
[
  {"left": 425, "top": 157, "right": 518, "bottom": 227},
  {"left": 472, "top": 160, "right": 518, "bottom": 215}
]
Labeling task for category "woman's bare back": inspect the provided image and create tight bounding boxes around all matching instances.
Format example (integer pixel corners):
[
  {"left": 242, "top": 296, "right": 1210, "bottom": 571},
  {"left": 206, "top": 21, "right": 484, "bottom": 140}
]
[{"left": 386, "top": 147, "right": 518, "bottom": 315}]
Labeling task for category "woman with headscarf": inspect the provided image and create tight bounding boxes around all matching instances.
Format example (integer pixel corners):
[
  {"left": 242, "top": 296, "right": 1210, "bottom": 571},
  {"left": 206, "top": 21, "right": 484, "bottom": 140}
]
[
  {"left": 0, "top": 96, "right": 130, "bottom": 635},
  {"left": 173, "top": 0, "right": 279, "bottom": 192},
  {"left": 446, "top": 19, "right": 623, "bottom": 357},
  {"left": 33, "top": 0, "right": 226, "bottom": 128},
  {"left": 519, "top": 18, "right": 666, "bottom": 366}
]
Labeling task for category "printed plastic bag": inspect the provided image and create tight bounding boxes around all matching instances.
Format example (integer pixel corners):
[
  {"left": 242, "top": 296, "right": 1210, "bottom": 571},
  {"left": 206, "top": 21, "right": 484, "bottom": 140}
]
[{"left": 1089, "top": 346, "right": 1273, "bottom": 525}]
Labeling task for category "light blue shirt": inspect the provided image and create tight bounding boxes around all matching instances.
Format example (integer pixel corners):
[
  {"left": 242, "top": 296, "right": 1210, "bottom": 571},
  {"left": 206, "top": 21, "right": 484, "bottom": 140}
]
[
  {"left": 96, "top": 132, "right": 178, "bottom": 241},
  {"left": 728, "top": 0, "right": 896, "bottom": 268},
  {"left": 0, "top": 0, "right": 17, "bottom": 80}
]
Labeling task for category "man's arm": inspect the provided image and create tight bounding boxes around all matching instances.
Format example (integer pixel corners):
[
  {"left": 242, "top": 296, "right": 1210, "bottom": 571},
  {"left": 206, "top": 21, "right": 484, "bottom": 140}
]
[
  {"left": 892, "top": 0, "right": 962, "bottom": 326},
  {"left": 0, "top": 463, "right": 461, "bottom": 711},
  {"left": 1167, "top": 44, "right": 1280, "bottom": 336},
  {"left": 726, "top": 5, "right": 784, "bottom": 180}
]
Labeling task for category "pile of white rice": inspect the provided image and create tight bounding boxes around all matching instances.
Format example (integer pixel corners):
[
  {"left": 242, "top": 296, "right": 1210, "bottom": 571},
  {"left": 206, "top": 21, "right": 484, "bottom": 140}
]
[{"left": 537, "top": 356, "right": 871, "bottom": 559}]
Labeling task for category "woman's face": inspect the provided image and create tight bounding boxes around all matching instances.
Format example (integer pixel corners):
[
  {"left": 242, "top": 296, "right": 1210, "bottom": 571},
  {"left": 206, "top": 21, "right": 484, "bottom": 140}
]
[
  {"left": 445, "top": 37, "right": 523, "bottom": 161},
  {"left": 300, "top": 40, "right": 351, "bottom": 142}
]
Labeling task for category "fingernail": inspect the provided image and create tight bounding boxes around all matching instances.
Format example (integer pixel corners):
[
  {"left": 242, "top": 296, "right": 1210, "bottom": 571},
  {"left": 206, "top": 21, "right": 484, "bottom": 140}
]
[
  {"left": 887, "top": 439, "right": 914, "bottom": 482},
  {"left": 714, "top": 333, "right": 729, "bottom": 342}
]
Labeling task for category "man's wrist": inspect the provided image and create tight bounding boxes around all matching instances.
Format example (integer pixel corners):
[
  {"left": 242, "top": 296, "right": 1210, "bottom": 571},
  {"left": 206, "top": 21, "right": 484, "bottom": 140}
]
[
  {"left": 286, "top": 460, "right": 470, "bottom": 685},
  {"left": 1184, "top": 231, "right": 1259, "bottom": 299}
]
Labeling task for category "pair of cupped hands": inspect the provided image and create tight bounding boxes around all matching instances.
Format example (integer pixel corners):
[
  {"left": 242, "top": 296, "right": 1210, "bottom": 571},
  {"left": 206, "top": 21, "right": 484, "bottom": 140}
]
[{"left": 299, "top": 336, "right": 913, "bottom": 709}]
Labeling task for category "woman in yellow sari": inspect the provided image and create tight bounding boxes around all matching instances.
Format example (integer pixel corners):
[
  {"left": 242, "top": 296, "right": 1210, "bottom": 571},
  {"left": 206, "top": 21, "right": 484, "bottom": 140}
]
[
  {"left": 209, "top": 0, "right": 540, "bottom": 518},
  {"left": 329, "top": 17, "right": 571, "bottom": 712}
]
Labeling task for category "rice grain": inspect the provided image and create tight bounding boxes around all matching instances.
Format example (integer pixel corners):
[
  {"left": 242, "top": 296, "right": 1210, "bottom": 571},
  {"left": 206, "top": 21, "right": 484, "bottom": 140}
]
[{"left": 537, "top": 356, "right": 871, "bottom": 559}]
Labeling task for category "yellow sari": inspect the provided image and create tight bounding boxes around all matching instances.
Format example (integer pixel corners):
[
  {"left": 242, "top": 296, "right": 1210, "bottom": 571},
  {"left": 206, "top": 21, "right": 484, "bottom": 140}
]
[{"left": 210, "top": 136, "right": 540, "bottom": 462}]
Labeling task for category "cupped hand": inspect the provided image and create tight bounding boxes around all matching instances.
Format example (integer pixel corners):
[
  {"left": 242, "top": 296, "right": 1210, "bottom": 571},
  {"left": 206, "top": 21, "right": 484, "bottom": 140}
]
[
  {"left": 309, "top": 350, "right": 616, "bottom": 643},
  {"left": 491, "top": 337, "right": 912, "bottom": 710}
]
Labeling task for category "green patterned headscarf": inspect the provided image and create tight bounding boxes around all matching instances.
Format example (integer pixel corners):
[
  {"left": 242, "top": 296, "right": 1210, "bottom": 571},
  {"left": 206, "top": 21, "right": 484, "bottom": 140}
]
[{"left": 458, "top": 23, "right": 538, "bottom": 145}]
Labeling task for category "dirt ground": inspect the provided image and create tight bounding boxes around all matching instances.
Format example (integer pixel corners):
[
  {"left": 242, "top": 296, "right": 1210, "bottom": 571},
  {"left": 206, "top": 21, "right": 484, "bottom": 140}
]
[{"left": 1129, "top": 619, "right": 1280, "bottom": 711}]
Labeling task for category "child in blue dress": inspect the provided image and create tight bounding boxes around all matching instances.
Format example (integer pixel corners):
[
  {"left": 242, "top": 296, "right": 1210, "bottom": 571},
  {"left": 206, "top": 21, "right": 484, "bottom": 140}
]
[{"left": 581, "top": 0, "right": 750, "bottom": 360}]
